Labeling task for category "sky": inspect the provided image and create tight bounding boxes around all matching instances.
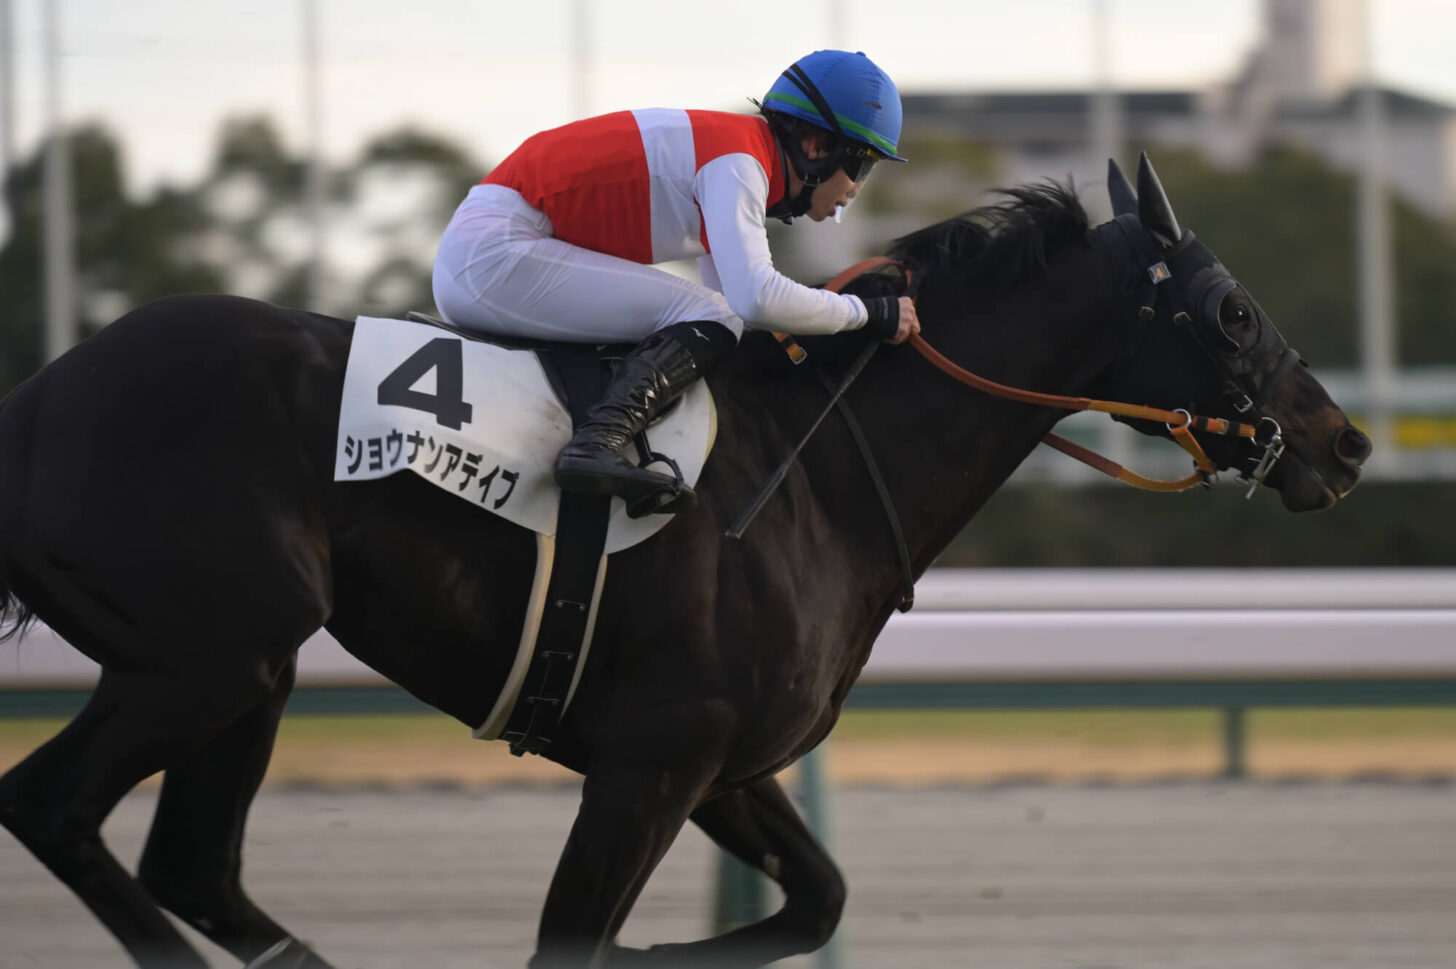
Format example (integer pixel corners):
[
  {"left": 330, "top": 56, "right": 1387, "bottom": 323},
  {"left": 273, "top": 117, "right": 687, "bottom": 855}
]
[{"left": 1, "top": 0, "right": 1454, "bottom": 197}]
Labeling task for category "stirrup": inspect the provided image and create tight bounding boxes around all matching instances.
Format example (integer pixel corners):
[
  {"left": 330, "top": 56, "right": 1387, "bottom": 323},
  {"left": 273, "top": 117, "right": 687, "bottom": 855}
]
[
  {"left": 625, "top": 481, "right": 695, "bottom": 518},
  {"left": 623, "top": 447, "right": 692, "bottom": 518}
]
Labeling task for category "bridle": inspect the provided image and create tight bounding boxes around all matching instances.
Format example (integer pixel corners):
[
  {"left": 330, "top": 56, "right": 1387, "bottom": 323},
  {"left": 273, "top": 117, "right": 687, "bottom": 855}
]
[{"left": 820, "top": 252, "right": 1291, "bottom": 496}]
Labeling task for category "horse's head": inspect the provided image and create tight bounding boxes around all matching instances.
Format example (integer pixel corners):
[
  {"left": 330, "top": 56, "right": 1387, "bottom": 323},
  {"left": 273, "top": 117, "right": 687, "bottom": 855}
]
[{"left": 1091, "top": 154, "right": 1370, "bottom": 511}]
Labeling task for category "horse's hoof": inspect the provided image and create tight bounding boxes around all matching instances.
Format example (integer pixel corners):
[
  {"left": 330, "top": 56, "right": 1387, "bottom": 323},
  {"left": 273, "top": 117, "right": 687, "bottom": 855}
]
[
  {"left": 243, "top": 937, "right": 334, "bottom": 969},
  {"left": 602, "top": 943, "right": 664, "bottom": 967}
]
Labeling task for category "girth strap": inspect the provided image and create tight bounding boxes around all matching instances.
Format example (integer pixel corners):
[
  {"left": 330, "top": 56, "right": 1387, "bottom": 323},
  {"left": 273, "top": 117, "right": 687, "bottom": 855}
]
[{"left": 501, "top": 350, "right": 613, "bottom": 756}]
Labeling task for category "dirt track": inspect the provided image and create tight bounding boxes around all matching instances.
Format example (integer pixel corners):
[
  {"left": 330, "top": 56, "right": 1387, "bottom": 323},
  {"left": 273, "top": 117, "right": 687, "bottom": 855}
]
[{"left": 3, "top": 780, "right": 1455, "bottom": 969}]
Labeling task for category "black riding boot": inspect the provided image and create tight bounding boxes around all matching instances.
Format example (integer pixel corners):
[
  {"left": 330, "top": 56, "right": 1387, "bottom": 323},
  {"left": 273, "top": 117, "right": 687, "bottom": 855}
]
[{"left": 555, "top": 321, "right": 734, "bottom": 513}]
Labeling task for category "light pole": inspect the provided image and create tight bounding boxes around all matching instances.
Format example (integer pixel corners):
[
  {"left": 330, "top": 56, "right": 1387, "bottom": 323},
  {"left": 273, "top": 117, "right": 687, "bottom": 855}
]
[
  {"left": 42, "top": 0, "right": 77, "bottom": 362},
  {"left": 1090, "top": 0, "right": 1133, "bottom": 466},
  {"left": 1355, "top": 0, "right": 1397, "bottom": 469},
  {"left": 1, "top": 0, "right": 14, "bottom": 181},
  {"left": 571, "top": 0, "right": 589, "bottom": 119},
  {"left": 302, "top": 0, "right": 325, "bottom": 312}
]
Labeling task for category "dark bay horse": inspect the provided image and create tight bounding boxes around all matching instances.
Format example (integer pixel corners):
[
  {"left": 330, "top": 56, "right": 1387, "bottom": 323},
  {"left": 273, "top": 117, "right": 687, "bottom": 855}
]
[{"left": 0, "top": 157, "right": 1368, "bottom": 968}]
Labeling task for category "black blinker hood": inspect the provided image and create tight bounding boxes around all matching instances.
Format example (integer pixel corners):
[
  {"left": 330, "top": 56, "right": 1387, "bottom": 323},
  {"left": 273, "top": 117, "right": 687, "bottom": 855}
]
[
  {"left": 1095, "top": 214, "right": 1302, "bottom": 416},
  {"left": 1159, "top": 230, "right": 1302, "bottom": 411}
]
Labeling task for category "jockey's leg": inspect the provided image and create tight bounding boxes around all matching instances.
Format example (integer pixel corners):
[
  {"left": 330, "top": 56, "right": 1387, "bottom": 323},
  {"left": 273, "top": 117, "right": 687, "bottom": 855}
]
[
  {"left": 554, "top": 320, "right": 734, "bottom": 506},
  {"left": 433, "top": 192, "right": 744, "bottom": 508},
  {"left": 432, "top": 187, "right": 743, "bottom": 344}
]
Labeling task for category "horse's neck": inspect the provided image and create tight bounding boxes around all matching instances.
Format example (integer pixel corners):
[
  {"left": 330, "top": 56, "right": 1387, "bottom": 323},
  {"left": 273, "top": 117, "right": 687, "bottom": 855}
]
[{"left": 826, "top": 246, "right": 1123, "bottom": 580}]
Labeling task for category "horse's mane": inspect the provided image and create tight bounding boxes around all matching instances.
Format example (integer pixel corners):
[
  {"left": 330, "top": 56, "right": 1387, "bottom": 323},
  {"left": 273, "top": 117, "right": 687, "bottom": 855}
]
[
  {"left": 745, "top": 182, "right": 1092, "bottom": 369},
  {"left": 887, "top": 182, "right": 1090, "bottom": 292}
]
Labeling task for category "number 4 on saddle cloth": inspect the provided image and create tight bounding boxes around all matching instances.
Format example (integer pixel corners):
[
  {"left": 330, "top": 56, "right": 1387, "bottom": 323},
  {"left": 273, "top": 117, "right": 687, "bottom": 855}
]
[
  {"left": 334, "top": 313, "right": 717, "bottom": 754},
  {"left": 334, "top": 314, "right": 715, "bottom": 551}
]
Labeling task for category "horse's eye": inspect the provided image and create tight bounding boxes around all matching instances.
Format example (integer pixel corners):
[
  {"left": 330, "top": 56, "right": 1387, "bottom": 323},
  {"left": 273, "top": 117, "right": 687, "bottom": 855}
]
[{"left": 1222, "top": 299, "right": 1253, "bottom": 327}]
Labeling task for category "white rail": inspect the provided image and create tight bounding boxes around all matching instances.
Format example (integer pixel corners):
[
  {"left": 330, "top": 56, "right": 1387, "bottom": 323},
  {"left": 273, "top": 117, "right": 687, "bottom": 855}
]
[
  {"left": 909, "top": 568, "right": 1456, "bottom": 611},
  {"left": 3, "top": 570, "right": 1454, "bottom": 689}
]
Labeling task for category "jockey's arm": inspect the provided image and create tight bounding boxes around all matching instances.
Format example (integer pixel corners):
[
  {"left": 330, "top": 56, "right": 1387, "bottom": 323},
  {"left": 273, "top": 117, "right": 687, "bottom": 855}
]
[{"left": 694, "top": 155, "right": 898, "bottom": 340}]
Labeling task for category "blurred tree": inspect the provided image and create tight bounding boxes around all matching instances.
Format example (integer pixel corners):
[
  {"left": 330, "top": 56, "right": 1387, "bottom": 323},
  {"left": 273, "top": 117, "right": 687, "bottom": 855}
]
[
  {"left": 213, "top": 116, "right": 306, "bottom": 196},
  {"left": 359, "top": 127, "right": 479, "bottom": 177},
  {"left": 340, "top": 126, "right": 485, "bottom": 318},
  {"left": 0, "top": 124, "right": 222, "bottom": 395}
]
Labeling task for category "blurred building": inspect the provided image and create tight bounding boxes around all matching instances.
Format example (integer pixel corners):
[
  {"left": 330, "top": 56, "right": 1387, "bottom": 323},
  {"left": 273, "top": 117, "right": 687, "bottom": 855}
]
[{"left": 901, "top": 0, "right": 1456, "bottom": 219}]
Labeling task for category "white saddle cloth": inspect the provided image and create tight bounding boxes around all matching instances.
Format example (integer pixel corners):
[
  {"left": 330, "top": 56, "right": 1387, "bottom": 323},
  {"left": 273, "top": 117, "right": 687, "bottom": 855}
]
[{"left": 333, "top": 316, "right": 715, "bottom": 553}]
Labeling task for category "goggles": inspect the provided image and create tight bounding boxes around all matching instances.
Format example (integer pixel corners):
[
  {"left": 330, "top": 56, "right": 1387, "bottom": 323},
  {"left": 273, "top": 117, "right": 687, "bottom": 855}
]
[{"left": 839, "top": 143, "right": 879, "bottom": 183}]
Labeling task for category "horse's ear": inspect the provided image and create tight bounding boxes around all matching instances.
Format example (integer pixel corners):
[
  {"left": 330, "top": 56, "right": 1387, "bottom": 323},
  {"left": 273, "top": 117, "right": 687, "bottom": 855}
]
[
  {"left": 1108, "top": 158, "right": 1137, "bottom": 217},
  {"left": 1136, "top": 152, "right": 1183, "bottom": 248}
]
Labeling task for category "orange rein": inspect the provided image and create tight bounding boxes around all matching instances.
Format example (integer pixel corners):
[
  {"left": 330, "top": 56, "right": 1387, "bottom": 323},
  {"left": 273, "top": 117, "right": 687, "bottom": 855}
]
[{"left": 820, "top": 256, "right": 1263, "bottom": 493}]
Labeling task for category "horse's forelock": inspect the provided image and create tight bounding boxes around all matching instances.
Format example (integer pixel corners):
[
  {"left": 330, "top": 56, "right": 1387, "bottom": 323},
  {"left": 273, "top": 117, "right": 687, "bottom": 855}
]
[{"left": 887, "top": 183, "right": 1090, "bottom": 292}]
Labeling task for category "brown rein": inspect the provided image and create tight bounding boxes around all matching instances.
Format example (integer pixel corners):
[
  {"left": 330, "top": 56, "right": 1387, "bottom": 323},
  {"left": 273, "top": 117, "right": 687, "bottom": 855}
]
[{"left": 822, "top": 256, "right": 1264, "bottom": 493}]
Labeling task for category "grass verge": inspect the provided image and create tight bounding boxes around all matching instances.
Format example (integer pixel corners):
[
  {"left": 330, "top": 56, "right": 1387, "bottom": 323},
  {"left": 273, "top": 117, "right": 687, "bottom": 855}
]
[{"left": 2, "top": 708, "right": 1454, "bottom": 786}]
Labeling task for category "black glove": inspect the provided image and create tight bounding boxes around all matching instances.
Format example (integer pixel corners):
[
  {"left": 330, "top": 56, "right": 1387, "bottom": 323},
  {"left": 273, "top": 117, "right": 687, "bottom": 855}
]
[{"left": 861, "top": 296, "right": 900, "bottom": 341}]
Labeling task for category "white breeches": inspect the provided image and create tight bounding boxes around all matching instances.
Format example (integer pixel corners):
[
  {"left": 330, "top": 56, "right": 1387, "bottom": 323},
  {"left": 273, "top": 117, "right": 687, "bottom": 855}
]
[{"left": 432, "top": 184, "right": 744, "bottom": 343}]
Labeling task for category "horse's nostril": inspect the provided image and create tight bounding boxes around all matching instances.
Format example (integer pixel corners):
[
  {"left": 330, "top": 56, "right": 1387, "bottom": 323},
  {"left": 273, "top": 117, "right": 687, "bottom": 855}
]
[{"left": 1335, "top": 426, "right": 1372, "bottom": 466}]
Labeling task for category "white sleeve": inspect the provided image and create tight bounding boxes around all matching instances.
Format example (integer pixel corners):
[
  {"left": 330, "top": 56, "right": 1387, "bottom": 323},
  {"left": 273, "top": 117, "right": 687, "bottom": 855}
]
[{"left": 695, "top": 154, "right": 869, "bottom": 335}]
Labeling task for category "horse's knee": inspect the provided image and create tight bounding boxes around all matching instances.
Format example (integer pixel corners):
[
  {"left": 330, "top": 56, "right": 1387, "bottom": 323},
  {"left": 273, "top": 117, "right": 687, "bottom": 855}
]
[
  {"left": 0, "top": 767, "right": 46, "bottom": 849},
  {"left": 0, "top": 794, "right": 110, "bottom": 883}
]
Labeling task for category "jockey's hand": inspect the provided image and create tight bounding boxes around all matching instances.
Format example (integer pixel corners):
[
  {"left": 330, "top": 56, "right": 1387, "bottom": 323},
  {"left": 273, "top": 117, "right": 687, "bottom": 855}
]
[{"left": 888, "top": 297, "right": 920, "bottom": 345}]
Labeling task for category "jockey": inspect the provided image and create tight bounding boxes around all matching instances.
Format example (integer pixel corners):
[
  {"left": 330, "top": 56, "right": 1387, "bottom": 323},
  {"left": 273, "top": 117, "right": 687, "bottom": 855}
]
[{"left": 431, "top": 49, "right": 918, "bottom": 512}]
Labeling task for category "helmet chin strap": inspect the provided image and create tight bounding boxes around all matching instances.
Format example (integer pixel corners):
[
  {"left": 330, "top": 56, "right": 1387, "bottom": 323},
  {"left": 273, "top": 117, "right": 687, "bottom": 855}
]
[
  {"left": 763, "top": 117, "right": 823, "bottom": 223},
  {"left": 757, "top": 106, "right": 838, "bottom": 222},
  {"left": 767, "top": 185, "right": 816, "bottom": 224}
]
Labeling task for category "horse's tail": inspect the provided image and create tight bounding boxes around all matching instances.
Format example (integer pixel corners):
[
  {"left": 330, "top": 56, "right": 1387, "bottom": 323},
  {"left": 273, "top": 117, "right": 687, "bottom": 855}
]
[{"left": 0, "top": 576, "right": 35, "bottom": 644}]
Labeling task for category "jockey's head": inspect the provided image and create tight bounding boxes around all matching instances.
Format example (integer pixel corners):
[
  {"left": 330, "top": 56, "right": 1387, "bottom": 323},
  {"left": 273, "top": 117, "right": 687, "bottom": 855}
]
[{"left": 759, "top": 49, "right": 906, "bottom": 221}]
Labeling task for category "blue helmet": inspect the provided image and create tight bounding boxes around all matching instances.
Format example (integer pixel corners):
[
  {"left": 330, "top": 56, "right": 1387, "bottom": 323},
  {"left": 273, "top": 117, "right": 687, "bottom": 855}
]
[{"left": 762, "top": 50, "right": 907, "bottom": 163}]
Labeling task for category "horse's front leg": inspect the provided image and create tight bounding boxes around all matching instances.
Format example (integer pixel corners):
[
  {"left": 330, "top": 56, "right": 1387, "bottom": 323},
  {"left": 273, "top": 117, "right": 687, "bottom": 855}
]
[
  {"left": 612, "top": 774, "right": 844, "bottom": 968},
  {"left": 531, "top": 758, "right": 717, "bottom": 969}
]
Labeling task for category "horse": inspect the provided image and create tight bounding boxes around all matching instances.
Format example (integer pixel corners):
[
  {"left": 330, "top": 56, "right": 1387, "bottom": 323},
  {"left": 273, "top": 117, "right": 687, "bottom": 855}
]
[{"left": 0, "top": 155, "right": 1368, "bottom": 969}]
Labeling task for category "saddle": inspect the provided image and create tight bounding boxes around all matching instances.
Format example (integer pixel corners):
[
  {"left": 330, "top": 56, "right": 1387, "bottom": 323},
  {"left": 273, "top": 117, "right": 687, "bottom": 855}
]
[{"left": 408, "top": 313, "right": 632, "bottom": 425}]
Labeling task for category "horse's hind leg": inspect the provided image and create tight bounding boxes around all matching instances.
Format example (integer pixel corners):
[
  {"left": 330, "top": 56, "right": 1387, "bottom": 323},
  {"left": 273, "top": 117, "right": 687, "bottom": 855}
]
[
  {"left": 137, "top": 656, "right": 335, "bottom": 969},
  {"left": 617, "top": 775, "right": 845, "bottom": 968},
  {"left": 0, "top": 666, "right": 282, "bottom": 969}
]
